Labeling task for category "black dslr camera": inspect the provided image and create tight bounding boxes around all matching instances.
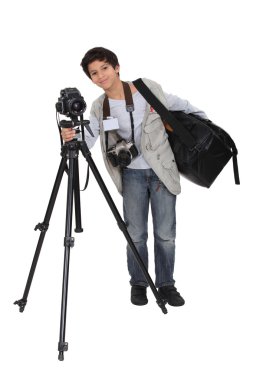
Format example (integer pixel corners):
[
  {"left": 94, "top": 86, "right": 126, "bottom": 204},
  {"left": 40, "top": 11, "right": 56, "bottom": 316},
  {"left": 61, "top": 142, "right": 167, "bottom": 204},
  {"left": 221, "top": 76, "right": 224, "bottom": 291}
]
[
  {"left": 56, "top": 88, "right": 86, "bottom": 117},
  {"left": 107, "top": 139, "right": 138, "bottom": 167}
]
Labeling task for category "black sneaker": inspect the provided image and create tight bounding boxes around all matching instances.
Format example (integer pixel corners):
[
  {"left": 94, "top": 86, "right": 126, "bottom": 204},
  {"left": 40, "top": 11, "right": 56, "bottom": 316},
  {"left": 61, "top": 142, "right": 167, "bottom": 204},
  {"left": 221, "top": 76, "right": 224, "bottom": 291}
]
[
  {"left": 158, "top": 285, "right": 185, "bottom": 307},
  {"left": 131, "top": 285, "right": 148, "bottom": 306}
]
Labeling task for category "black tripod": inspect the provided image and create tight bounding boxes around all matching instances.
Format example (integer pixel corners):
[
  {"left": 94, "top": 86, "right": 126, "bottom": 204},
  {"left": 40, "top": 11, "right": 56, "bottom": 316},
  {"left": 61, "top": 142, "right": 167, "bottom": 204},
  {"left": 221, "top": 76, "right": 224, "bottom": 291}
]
[{"left": 14, "top": 128, "right": 168, "bottom": 361}]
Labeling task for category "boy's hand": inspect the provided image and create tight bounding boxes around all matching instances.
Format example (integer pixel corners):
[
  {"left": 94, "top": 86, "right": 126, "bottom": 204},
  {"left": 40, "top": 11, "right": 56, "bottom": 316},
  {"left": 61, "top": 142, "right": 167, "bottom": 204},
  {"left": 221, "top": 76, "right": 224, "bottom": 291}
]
[{"left": 61, "top": 128, "right": 76, "bottom": 142}]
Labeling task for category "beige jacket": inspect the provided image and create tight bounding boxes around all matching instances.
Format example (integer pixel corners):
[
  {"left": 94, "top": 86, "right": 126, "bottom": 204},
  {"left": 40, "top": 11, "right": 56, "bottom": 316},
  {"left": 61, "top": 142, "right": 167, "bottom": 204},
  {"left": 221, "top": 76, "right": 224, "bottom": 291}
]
[{"left": 90, "top": 78, "right": 181, "bottom": 195}]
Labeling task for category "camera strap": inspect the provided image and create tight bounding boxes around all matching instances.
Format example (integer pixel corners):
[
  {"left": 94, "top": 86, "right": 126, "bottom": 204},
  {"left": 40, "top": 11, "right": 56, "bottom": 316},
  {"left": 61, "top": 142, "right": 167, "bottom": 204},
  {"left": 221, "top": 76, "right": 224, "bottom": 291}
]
[{"left": 103, "top": 81, "right": 135, "bottom": 151}]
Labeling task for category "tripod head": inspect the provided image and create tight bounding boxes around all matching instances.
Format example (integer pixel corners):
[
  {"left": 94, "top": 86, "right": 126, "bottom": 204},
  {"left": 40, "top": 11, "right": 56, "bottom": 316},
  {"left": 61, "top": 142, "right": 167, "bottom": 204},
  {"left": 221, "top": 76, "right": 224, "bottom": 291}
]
[{"left": 59, "top": 116, "right": 94, "bottom": 141}]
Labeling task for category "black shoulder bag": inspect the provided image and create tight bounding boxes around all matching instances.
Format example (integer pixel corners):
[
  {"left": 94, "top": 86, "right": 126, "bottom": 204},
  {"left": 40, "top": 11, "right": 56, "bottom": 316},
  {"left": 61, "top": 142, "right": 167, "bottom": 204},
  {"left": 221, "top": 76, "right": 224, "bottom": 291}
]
[{"left": 133, "top": 78, "right": 240, "bottom": 188}]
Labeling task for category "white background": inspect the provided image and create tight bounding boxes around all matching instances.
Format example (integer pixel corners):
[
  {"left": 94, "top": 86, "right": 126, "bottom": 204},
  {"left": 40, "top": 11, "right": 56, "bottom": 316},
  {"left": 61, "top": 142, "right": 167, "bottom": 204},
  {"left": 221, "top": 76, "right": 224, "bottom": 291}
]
[{"left": 1, "top": 0, "right": 252, "bottom": 378}]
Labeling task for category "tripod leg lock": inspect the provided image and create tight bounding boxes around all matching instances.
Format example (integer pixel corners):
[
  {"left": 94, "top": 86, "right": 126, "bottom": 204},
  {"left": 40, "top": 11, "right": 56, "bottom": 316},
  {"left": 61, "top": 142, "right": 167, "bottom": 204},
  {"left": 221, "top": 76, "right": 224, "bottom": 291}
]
[
  {"left": 64, "top": 237, "right": 75, "bottom": 248},
  {"left": 117, "top": 220, "right": 127, "bottom": 232},
  {"left": 14, "top": 298, "right": 27, "bottom": 312},
  {"left": 58, "top": 342, "right": 68, "bottom": 352},
  {"left": 34, "top": 222, "right": 49, "bottom": 232},
  {"left": 58, "top": 342, "right": 68, "bottom": 361}
]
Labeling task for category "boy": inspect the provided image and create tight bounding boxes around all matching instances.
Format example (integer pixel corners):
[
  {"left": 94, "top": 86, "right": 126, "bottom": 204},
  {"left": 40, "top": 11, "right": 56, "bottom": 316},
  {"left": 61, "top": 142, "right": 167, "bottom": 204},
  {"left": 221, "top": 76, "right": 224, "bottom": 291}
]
[{"left": 62, "top": 47, "right": 207, "bottom": 307}]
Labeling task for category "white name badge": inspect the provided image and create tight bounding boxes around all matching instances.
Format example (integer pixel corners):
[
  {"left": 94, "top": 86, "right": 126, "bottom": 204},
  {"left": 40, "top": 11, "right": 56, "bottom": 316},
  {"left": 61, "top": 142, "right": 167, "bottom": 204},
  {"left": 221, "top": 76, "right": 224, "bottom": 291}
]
[{"left": 103, "top": 117, "right": 120, "bottom": 131}]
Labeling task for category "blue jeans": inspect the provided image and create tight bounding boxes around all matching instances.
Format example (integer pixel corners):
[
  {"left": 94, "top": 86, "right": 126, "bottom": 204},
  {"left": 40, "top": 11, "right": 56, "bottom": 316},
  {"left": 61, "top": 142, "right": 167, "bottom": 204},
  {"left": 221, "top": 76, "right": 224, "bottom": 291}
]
[{"left": 122, "top": 168, "right": 176, "bottom": 288}]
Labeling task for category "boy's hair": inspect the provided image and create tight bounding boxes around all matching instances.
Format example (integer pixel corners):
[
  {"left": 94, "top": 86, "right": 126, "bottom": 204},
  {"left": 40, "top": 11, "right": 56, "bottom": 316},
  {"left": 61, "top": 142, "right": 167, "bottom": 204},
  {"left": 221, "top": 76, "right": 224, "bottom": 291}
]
[{"left": 80, "top": 47, "right": 119, "bottom": 78}]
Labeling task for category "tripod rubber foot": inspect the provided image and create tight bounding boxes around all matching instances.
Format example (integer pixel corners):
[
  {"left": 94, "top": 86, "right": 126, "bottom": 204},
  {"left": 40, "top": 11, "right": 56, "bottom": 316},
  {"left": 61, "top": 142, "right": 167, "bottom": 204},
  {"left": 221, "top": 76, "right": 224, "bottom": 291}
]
[
  {"left": 58, "top": 352, "right": 64, "bottom": 361},
  {"left": 14, "top": 298, "right": 27, "bottom": 313},
  {"left": 74, "top": 227, "right": 83, "bottom": 233},
  {"left": 157, "top": 300, "right": 168, "bottom": 314}
]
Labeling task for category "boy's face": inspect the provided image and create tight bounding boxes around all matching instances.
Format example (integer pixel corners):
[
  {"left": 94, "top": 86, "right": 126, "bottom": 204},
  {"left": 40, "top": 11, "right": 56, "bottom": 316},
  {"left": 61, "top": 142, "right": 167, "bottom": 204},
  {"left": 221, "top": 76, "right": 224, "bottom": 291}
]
[{"left": 88, "top": 59, "right": 120, "bottom": 91}]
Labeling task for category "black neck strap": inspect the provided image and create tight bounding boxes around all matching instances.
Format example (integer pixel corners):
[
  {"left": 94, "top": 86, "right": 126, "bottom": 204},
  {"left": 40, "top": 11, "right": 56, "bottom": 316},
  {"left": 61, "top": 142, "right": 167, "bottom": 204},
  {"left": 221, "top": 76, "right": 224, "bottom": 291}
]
[{"left": 103, "top": 81, "right": 135, "bottom": 151}]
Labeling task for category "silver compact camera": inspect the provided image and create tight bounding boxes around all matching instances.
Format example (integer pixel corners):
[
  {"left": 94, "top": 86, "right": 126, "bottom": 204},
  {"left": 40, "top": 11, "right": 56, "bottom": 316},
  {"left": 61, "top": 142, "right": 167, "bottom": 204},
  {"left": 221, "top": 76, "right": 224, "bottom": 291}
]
[{"left": 106, "top": 139, "right": 138, "bottom": 167}]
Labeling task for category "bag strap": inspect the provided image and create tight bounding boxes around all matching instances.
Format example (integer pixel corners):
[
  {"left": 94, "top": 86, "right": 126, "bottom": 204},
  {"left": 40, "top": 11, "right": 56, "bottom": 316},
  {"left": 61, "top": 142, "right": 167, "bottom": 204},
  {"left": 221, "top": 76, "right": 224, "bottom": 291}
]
[
  {"left": 133, "top": 78, "right": 196, "bottom": 148},
  {"left": 133, "top": 78, "right": 240, "bottom": 185}
]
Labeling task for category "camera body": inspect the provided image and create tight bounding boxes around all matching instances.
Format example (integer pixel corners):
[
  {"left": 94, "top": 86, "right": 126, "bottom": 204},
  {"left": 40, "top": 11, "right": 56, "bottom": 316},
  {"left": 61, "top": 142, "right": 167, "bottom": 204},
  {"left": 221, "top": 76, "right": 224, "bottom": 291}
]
[
  {"left": 56, "top": 88, "right": 86, "bottom": 117},
  {"left": 107, "top": 139, "right": 138, "bottom": 167}
]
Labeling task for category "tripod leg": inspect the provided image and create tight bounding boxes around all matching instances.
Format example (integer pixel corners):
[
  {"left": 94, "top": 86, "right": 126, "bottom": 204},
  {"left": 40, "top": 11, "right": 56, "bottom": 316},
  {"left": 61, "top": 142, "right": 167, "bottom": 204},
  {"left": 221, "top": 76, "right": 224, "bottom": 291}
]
[
  {"left": 58, "top": 153, "right": 75, "bottom": 361},
  {"left": 73, "top": 157, "right": 83, "bottom": 233},
  {"left": 14, "top": 155, "right": 68, "bottom": 312},
  {"left": 79, "top": 141, "right": 167, "bottom": 314}
]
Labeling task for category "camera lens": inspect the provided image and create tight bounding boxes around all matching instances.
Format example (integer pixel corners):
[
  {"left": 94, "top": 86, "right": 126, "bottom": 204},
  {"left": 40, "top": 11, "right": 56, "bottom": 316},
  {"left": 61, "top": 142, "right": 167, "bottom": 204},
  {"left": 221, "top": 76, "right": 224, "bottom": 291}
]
[
  {"left": 118, "top": 150, "right": 131, "bottom": 167},
  {"left": 72, "top": 101, "right": 83, "bottom": 112},
  {"left": 70, "top": 99, "right": 86, "bottom": 116}
]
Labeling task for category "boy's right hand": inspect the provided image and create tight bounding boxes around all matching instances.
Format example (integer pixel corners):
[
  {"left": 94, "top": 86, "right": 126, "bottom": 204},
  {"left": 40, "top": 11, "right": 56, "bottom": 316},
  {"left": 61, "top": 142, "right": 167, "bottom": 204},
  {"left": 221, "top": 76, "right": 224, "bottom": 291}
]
[{"left": 61, "top": 128, "right": 76, "bottom": 142}]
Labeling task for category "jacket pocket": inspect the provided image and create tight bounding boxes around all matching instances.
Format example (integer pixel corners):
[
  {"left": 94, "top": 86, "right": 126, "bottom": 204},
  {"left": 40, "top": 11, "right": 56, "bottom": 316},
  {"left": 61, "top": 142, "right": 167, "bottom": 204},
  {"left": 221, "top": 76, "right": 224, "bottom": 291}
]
[
  {"left": 144, "top": 116, "right": 166, "bottom": 151},
  {"left": 161, "top": 158, "right": 180, "bottom": 187}
]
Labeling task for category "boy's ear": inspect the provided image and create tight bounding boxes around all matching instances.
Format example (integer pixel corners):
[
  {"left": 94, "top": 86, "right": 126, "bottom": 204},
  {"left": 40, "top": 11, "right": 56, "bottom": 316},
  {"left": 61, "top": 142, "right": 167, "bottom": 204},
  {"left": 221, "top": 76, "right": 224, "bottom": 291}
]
[{"left": 115, "top": 64, "right": 120, "bottom": 74}]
